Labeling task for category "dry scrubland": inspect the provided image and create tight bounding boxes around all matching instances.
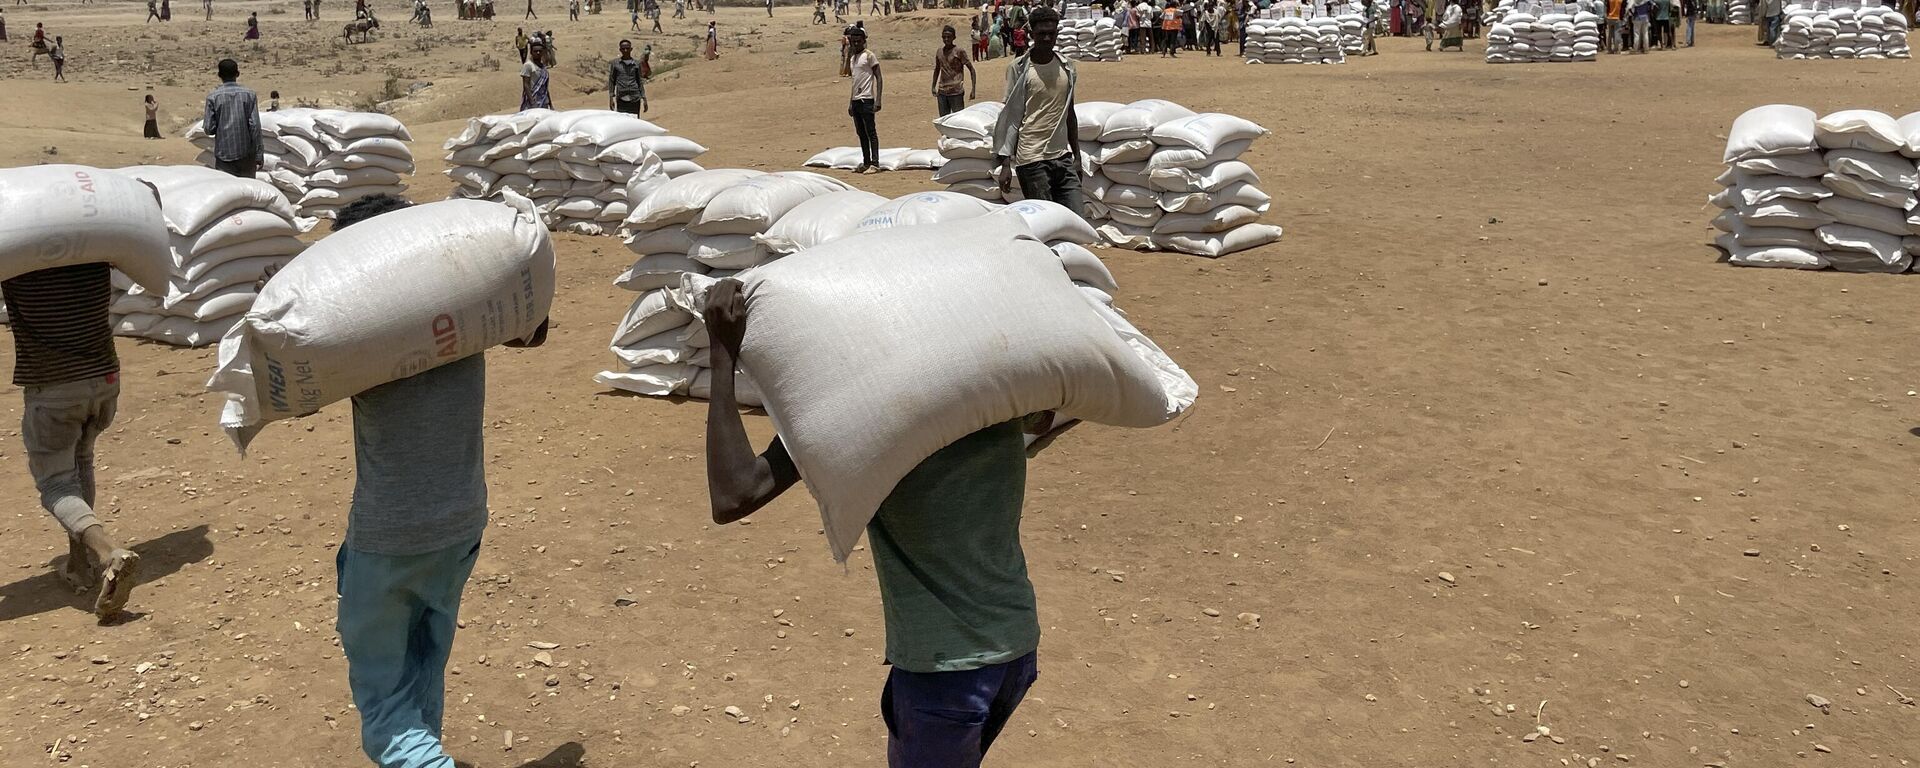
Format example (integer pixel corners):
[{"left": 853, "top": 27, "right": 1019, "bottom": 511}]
[{"left": 0, "top": 5, "right": 1917, "bottom": 766}]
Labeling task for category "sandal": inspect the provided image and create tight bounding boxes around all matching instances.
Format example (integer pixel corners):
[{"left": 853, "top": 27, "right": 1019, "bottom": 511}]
[{"left": 93, "top": 549, "right": 140, "bottom": 620}]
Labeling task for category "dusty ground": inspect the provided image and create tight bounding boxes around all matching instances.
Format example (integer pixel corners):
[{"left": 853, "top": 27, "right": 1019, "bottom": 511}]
[{"left": 1, "top": 3, "right": 1918, "bottom": 766}]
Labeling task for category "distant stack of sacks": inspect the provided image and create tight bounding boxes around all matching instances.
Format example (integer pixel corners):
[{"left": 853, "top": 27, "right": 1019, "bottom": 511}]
[
  {"left": 1485, "top": 1, "right": 1600, "bottom": 63},
  {"left": 110, "top": 166, "right": 313, "bottom": 347},
  {"left": 1058, "top": 16, "right": 1126, "bottom": 61},
  {"left": 1083, "top": 99, "right": 1284, "bottom": 257},
  {"left": 600, "top": 168, "right": 858, "bottom": 402},
  {"left": 804, "top": 147, "right": 946, "bottom": 171},
  {"left": 599, "top": 173, "right": 1114, "bottom": 402},
  {"left": 187, "top": 108, "right": 414, "bottom": 219},
  {"left": 1776, "top": 2, "right": 1911, "bottom": 60},
  {"left": 932, "top": 99, "right": 1280, "bottom": 257},
  {"left": 1711, "top": 105, "right": 1920, "bottom": 272},
  {"left": 1245, "top": 17, "right": 1347, "bottom": 64},
  {"left": 1727, "top": 0, "right": 1751, "bottom": 24},
  {"left": 442, "top": 109, "right": 709, "bottom": 235}
]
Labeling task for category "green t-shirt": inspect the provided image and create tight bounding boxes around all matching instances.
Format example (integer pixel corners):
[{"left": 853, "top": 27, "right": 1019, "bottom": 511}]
[{"left": 867, "top": 420, "right": 1039, "bottom": 674}]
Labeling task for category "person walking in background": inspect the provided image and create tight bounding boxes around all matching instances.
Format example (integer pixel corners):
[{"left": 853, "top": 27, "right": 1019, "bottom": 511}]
[
  {"left": 515, "top": 27, "right": 528, "bottom": 61},
  {"left": 846, "top": 25, "right": 881, "bottom": 172},
  {"left": 1759, "top": 0, "right": 1780, "bottom": 44},
  {"left": 700, "top": 278, "right": 1051, "bottom": 768},
  {"left": 568, "top": 0, "right": 579, "bottom": 20},
  {"left": 143, "top": 94, "right": 161, "bottom": 138},
  {"left": 50, "top": 36, "right": 65, "bottom": 81},
  {"left": 931, "top": 25, "right": 975, "bottom": 117},
  {"left": 1652, "top": 0, "right": 1671, "bottom": 48},
  {"left": 1681, "top": 0, "right": 1696, "bottom": 46},
  {"left": 766, "top": 0, "right": 773, "bottom": 16},
  {"left": 147, "top": 0, "right": 161, "bottom": 22},
  {"left": 993, "top": 7, "right": 1082, "bottom": 219},
  {"left": 161, "top": 0, "right": 171, "bottom": 20},
  {"left": 630, "top": 2, "right": 640, "bottom": 29},
  {"left": 1, "top": 8, "right": 10, "bottom": 41},
  {"left": 5, "top": 258, "right": 143, "bottom": 621},
  {"left": 675, "top": 0, "right": 686, "bottom": 18},
  {"left": 313, "top": 195, "right": 548, "bottom": 768},
  {"left": 609, "top": 39, "right": 647, "bottom": 114},
  {"left": 1159, "top": 0, "right": 1181, "bottom": 56},
  {"left": 244, "top": 11, "right": 258, "bottom": 38},
  {"left": 1603, "top": 0, "right": 1622, "bottom": 52},
  {"left": 204, "top": 60, "right": 260, "bottom": 176},
  {"left": 525, "top": 0, "right": 537, "bottom": 19},
  {"left": 520, "top": 40, "right": 552, "bottom": 108},
  {"left": 204, "top": 0, "right": 213, "bottom": 19},
  {"left": 1629, "top": 0, "right": 1649, "bottom": 51},
  {"left": 703, "top": 19, "right": 718, "bottom": 58}
]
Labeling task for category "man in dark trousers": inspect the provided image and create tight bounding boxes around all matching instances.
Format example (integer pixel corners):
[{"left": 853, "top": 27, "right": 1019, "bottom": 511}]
[
  {"left": 701, "top": 278, "right": 1049, "bottom": 768},
  {"left": 4, "top": 261, "right": 142, "bottom": 620},
  {"left": 202, "top": 58, "right": 262, "bottom": 178},
  {"left": 608, "top": 38, "right": 647, "bottom": 114},
  {"left": 992, "top": 7, "right": 1083, "bottom": 219}
]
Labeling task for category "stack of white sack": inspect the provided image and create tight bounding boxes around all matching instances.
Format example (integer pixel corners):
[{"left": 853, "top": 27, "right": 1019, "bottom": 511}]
[
  {"left": 441, "top": 109, "right": 708, "bottom": 235},
  {"left": 601, "top": 183, "right": 1115, "bottom": 404},
  {"left": 804, "top": 147, "right": 946, "bottom": 171},
  {"left": 1058, "top": 17, "right": 1126, "bottom": 61},
  {"left": 209, "top": 194, "right": 555, "bottom": 452},
  {"left": 188, "top": 108, "right": 415, "bottom": 219},
  {"left": 1727, "top": 0, "right": 1751, "bottom": 24},
  {"left": 1337, "top": 6, "right": 1368, "bottom": 54},
  {"left": 933, "top": 102, "right": 1019, "bottom": 202},
  {"left": 599, "top": 169, "right": 858, "bottom": 402},
  {"left": 1710, "top": 105, "right": 1920, "bottom": 272},
  {"left": 1776, "top": 2, "right": 1911, "bottom": 60},
  {"left": 1092, "top": 100, "right": 1283, "bottom": 257},
  {"left": 1484, "top": 2, "right": 1601, "bottom": 63},
  {"left": 685, "top": 215, "right": 1195, "bottom": 561},
  {"left": 108, "top": 165, "right": 313, "bottom": 347},
  {"left": 1245, "top": 17, "right": 1347, "bottom": 64},
  {"left": 0, "top": 164, "right": 175, "bottom": 308}
]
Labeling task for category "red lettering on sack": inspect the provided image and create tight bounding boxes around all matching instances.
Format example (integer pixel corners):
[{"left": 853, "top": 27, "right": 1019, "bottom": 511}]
[{"left": 432, "top": 314, "right": 458, "bottom": 357}]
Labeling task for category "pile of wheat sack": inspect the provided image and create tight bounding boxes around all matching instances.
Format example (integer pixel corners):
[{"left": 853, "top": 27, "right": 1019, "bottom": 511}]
[
  {"left": 599, "top": 168, "right": 1124, "bottom": 403},
  {"left": 1245, "top": 17, "right": 1348, "bottom": 64},
  {"left": 804, "top": 147, "right": 946, "bottom": 171},
  {"left": 1485, "top": 1, "right": 1601, "bottom": 63},
  {"left": 187, "top": 108, "right": 415, "bottom": 220},
  {"left": 1776, "top": 2, "right": 1911, "bottom": 60},
  {"left": 1711, "top": 105, "right": 1920, "bottom": 272},
  {"left": 1058, "top": 16, "right": 1126, "bottom": 61},
  {"left": 1727, "top": 0, "right": 1751, "bottom": 24},
  {"left": 100, "top": 165, "right": 313, "bottom": 347},
  {"left": 934, "top": 99, "right": 1281, "bottom": 257},
  {"left": 210, "top": 194, "right": 555, "bottom": 451},
  {"left": 442, "top": 109, "right": 709, "bottom": 236}
]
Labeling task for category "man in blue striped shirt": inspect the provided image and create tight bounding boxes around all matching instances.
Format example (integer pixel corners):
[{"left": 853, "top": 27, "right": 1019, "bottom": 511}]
[{"left": 203, "top": 58, "right": 262, "bottom": 178}]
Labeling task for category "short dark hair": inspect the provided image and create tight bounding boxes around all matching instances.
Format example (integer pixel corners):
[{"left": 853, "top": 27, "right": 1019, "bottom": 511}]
[
  {"left": 1029, "top": 5, "right": 1060, "bottom": 26},
  {"left": 332, "top": 194, "right": 414, "bottom": 231},
  {"left": 620, "top": 38, "right": 632, "bottom": 45},
  {"left": 217, "top": 58, "right": 239, "bottom": 80},
  {"left": 269, "top": 90, "right": 280, "bottom": 97}
]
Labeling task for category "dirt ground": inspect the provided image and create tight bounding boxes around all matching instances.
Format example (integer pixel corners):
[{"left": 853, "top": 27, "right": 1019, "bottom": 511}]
[{"left": 1, "top": 3, "right": 1917, "bottom": 766}]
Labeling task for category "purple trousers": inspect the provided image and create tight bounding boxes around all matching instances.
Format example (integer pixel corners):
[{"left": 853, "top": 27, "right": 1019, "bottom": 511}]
[{"left": 881, "top": 652, "right": 1039, "bottom": 768}]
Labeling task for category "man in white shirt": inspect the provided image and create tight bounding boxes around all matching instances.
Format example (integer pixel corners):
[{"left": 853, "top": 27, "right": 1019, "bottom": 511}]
[
  {"left": 991, "top": 7, "right": 1083, "bottom": 219},
  {"left": 846, "top": 26, "right": 883, "bottom": 173}
]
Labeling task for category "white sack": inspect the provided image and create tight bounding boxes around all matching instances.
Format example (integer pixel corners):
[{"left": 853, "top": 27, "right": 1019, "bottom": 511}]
[
  {"left": 0, "top": 165, "right": 172, "bottom": 293},
  {"left": 1723, "top": 104, "right": 1820, "bottom": 162},
  {"left": 753, "top": 190, "right": 890, "bottom": 254},
  {"left": 725, "top": 216, "right": 1196, "bottom": 561},
  {"left": 209, "top": 195, "right": 554, "bottom": 451}
]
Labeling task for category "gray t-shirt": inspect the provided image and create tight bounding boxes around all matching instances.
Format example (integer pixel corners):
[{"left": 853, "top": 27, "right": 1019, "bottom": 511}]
[{"left": 346, "top": 353, "right": 488, "bottom": 556}]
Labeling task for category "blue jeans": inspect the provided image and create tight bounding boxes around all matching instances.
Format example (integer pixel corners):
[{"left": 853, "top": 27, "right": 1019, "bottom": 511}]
[
  {"left": 336, "top": 536, "right": 482, "bottom": 768},
  {"left": 881, "top": 652, "right": 1039, "bottom": 768}
]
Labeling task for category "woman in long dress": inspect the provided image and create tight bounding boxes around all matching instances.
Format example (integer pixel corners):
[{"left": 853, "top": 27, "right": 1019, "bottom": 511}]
[
  {"left": 704, "top": 20, "right": 718, "bottom": 59},
  {"left": 244, "top": 11, "right": 259, "bottom": 38},
  {"left": 143, "top": 95, "right": 161, "bottom": 139}
]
